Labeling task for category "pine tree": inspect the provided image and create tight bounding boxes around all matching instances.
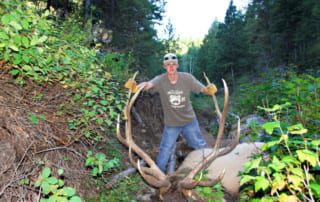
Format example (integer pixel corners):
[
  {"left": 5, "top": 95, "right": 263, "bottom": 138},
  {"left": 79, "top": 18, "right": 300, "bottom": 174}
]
[{"left": 215, "top": 0, "right": 249, "bottom": 77}]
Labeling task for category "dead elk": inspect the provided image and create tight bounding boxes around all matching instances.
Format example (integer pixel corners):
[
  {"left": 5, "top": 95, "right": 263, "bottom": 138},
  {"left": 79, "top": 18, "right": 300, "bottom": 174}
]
[
  {"left": 116, "top": 73, "right": 241, "bottom": 201},
  {"left": 179, "top": 142, "right": 264, "bottom": 196}
]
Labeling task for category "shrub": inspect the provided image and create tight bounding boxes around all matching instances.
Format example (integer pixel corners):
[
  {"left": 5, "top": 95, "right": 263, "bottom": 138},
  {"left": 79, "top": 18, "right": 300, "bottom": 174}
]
[
  {"left": 35, "top": 167, "right": 82, "bottom": 202},
  {"left": 240, "top": 103, "right": 320, "bottom": 201},
  {"left": 236, "top": 69, "right": 319, "bottom": 133}
]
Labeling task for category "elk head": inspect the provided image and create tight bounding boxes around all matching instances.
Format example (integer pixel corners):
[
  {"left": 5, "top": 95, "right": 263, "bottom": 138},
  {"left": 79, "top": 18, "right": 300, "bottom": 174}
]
[{"left": 116, "top": 72, "right": 240, "bottom": 201}]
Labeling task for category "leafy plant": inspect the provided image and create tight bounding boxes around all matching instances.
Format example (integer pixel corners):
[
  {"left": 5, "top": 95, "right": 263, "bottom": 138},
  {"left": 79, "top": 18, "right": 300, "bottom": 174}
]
[
  {"left": 194, "top": 170, "right": 224, "bottom": 201},
  {"left": 0, "top": 0, "right": 129, "bottom": 142},
  {"left": 85, "top": 151, "right": 119, "bottom": 176},
  {"left": 28, "top": 113, "right": 40, "bottom": 124},
  {"left": 28, "top": 113, "right": 46, "bottom": 124},
  {"left": 236, "top": 69, "right": 319, "bottom": 133},
  {"left": 19, "top": 178, "right": 30, "bottom": 185},
  {"left": 240, "top": 103, "right": 320, "bottom": 202},
  {"left": 35, "top": 167, "right": 82, "bottom": 202},
  {"left": 100, "top": 52, "right": 133, "bottom": 81}
]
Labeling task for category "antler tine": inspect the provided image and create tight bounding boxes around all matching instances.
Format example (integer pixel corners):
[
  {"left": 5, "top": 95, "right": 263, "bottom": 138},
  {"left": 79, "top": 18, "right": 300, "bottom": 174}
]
[
  {"left": 118, "top": 109, "right": 165, "bottom": 174},
  {"left": 178, "top": 171, "right": 204, "bottom": 189},
  {"left": 126, "top": 86, "right": 164, "bottom": 171},
  {"left": 217, "top": 117, "right": 240, "bottom": 157},
  {"left": 137, "top": 160, "right": 171, "bottom": 188},
  {"left": 116, "top": 114, "right": 127, "bottom": 146},
  {"left": 180, "top": 169, "right": 225, "bottom": 189},
  {"left": 179, "top": 79, "right": 233, "bottom": 189},
  {"left": 118, "top": 73, "right": 168, "bottom": 185},
  {"left": 203, "top": 72, "right": 222, "bottom": 120},
  {"left": 129, "top": 143, "right": 168, "bottom": 181},
  {"left": 184, "top": 120, "right": 240, "bottom": 188},
  {"left": 117, "top": 113, "right": 161, "bottom": 175},
  {"left": 195, "top": 169, "right": 225, "bottom": 187},
  {"left": 213, "top": 79, "right": 228, "bottom": 150},
  {"left": 122, "top": 71, "right": 139, "bottom": 120}
]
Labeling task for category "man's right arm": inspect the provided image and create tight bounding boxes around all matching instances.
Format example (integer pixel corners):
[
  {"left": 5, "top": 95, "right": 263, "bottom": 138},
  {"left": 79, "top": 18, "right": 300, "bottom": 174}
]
[
  {"left": 138, "top": 81, "right": 154, "bottom": 91},
  {"left": 139, "top": 75, "right": 161, "bottom": 91}
]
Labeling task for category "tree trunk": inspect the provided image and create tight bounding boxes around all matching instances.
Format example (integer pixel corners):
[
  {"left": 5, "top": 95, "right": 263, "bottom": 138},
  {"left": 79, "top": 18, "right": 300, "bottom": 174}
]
[
  {"left": 231, "top": 67, "right": 236, "bottom": 107},
  {"left": 83, "top": 0, "right": 90, "bottom": 26}
]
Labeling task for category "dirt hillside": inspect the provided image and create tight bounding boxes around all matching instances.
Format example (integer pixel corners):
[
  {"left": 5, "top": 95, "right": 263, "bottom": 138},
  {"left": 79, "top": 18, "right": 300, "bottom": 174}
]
[{"left": 0, "top": 71, "right": 95, "bottom": 201}]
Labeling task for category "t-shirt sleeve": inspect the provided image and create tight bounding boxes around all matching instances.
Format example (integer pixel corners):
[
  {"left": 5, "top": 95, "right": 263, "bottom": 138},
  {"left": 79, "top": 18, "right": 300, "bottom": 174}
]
[
  {"left": 189, "top": 74, "right": 205, "bottom": 94},
  {"left": 149, "top": 75, "right": 161, "bottom": 93}
]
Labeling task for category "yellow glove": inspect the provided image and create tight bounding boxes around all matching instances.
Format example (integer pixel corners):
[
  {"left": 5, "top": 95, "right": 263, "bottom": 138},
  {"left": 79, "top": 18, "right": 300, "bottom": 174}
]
[
  {"left": 124, "top": 79, "right": 139, "bottom": 93},
  {"left": 206, "top": 83, "right": 217, "bottom": 96}
]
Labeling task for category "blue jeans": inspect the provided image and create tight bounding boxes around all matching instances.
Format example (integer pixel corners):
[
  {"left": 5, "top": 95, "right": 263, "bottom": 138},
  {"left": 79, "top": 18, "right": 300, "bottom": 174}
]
[{"left": 156, "top": 118, "right": 208, "bottom": 173}]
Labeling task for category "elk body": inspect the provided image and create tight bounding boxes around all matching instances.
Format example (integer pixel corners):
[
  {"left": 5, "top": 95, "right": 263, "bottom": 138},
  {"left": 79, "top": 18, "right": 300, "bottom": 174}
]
[
  {"left": 179, "top": 142, "right": 264, "bottom": 195},
  {"left": 116, "top": 73, "right": 242, "bottom": 201}
]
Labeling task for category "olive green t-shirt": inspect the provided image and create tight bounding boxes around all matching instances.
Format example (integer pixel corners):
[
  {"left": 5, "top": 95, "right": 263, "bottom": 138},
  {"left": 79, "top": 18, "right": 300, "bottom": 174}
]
[{"left": 149, "top": 72, "right": 205, "bottom": 127}]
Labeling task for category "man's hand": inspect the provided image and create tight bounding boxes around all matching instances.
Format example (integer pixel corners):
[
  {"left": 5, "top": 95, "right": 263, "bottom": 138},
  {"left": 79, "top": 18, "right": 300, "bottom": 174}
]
[
  {"left": 124, "top": 79, "right": 139, "bottom": 93},
  {"left": 206, "top": 83, "right": 217, "bottom": 96},
  {"left": 138, "top": 82, "right": 153, "bottom": 91}
]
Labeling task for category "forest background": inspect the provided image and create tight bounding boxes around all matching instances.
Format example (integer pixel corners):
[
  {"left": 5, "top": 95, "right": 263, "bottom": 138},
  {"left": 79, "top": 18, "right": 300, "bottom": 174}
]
[{"left": 0, "top": 0, "right": 319, "bottom": 201}]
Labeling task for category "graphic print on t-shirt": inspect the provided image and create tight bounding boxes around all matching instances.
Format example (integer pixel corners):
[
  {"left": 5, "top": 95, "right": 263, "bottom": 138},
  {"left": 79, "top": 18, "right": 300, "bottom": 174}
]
[{"left": 167, "top": 90, "right": 186, "bottom": 108}]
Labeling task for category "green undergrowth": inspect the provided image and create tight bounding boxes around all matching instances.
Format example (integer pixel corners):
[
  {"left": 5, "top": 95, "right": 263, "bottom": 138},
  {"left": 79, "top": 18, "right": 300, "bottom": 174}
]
[
  {"left": 0, "top": 0, "right": 131, "bottom": 140},
  {"left": 235, "top": 68, "right": 319, "bottom": 133},
  {"left": 240, "top": 103, "right": 320, "bottom": 201},
  {"left": 35, "top": 167, "right": 82, "bottom": 202},
  {"left": 85, "top": 142, "right": 142, "bottom": 201},
  {"left": 0, "top": 0, "right": 135, "bottom": 201},
  {"left": 86, "top": 173, "right": 141, "bottom": 202},
  {"left": 194, "top": 170, "right": 224, "bottom": 201}
]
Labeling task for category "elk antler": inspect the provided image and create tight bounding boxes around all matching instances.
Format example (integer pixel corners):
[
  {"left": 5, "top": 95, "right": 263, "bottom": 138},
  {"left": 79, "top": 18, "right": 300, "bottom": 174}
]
[
  {"left": 179, "top": 78, "right": 241, "bottom": 189},
  {"left": 116, "top": 72, "right": 170, "bottom": 188},
  {"left": 117, "top": 72, "right": 240, "bottom": 193},
  {"left": 203, "top": 72, "right": 222, "bottom": 120}
]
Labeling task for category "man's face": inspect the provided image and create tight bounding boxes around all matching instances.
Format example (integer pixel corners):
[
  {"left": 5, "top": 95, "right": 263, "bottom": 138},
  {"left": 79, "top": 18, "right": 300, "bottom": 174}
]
[{"left": 164, "top": 63, "right": 178, "bottom": 75}]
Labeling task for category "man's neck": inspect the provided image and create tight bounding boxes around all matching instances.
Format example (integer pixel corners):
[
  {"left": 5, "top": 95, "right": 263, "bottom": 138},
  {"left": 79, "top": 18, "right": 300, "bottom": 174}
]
[{"left": 167, "top": 72, "right": 179, "bottom": 84}]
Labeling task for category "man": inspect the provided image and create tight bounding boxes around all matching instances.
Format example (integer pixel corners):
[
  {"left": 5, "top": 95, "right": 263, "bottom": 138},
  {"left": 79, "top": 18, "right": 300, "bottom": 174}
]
[{"left": 125, "top": 53, "right": 217, "bottom": 173}]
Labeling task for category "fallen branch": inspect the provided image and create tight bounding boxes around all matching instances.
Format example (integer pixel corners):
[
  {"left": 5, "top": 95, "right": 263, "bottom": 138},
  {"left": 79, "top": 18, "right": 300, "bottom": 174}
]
[
  {"left": 106, "top": 161, "right": 146, "bottom": 189},
  {"left": 34, "top": 146, "right": 85, "bottom": 159}
]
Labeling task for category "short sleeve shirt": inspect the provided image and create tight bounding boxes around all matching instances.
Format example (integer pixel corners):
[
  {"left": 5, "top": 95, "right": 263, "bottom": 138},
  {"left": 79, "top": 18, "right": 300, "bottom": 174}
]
[{"left": 149, "top": 72, "right": 205, "bottom": 126}]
